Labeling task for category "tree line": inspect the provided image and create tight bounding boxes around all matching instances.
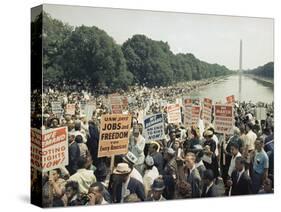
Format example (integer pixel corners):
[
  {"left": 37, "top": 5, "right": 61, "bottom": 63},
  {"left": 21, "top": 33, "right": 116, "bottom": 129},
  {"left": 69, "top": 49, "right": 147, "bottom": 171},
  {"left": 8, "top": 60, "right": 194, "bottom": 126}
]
[
  {"left": 245, "top": 62, "right": 274, "bottom": 79},
  {"left": 32, "top": 12, "right": 233, "bottom": 90}
]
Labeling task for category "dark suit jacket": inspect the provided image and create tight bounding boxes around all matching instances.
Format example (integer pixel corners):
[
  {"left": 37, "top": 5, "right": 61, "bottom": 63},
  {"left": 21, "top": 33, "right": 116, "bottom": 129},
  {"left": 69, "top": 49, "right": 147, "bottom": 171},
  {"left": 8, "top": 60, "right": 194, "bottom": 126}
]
[
  {"left": 67, "top": 141, "right": 80, "bottom": 175},
  {"left": 201, "top": 183, "right": 218, "bottom": 197},
  {"left": 231, "top": 170, "right": 252, "bottom": 195},
  {"left": 115, "top": 177, "right": 145, "bottom": 203},
  {"left": 186, "top": 168, "right": 202, "bottom": 198},
  {"left": 88, "top": 123, "right": 99, "bottom": 164}
]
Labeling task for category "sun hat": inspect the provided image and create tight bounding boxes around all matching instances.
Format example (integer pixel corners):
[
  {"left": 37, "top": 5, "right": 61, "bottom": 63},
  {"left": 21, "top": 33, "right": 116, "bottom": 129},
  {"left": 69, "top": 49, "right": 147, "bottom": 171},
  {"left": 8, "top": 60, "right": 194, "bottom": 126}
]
[{"left": 113, "top": 163, "right": 132, "bottom": 175}]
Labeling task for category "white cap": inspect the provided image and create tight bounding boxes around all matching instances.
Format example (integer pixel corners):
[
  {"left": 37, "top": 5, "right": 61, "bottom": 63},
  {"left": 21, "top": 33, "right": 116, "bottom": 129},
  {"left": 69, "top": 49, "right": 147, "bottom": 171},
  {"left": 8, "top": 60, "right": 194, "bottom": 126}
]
[{"left": 123, "top": 151, "right": 138, "bottom": 164}]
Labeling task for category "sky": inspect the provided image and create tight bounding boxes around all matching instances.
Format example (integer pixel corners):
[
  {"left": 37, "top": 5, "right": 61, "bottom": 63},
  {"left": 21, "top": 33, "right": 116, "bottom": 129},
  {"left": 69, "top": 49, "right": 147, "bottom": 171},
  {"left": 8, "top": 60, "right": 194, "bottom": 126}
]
[{"left": 41, "top": 4, "right": 274, "bottom": 70}]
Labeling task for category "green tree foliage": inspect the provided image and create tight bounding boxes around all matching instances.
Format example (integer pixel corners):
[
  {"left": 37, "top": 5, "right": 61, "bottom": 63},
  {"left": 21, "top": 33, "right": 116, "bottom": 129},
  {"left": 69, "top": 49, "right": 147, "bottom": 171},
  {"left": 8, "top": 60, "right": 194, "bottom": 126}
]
[
  {"left": 246, "top": 62, "right": 274, "bottom": 78},
  {"left": 34, "top": 12, "right": 233, "bottom": 89},
  {"left": 43, "top": 12, "right": 73, "bottom": 80},
  {"left": 122, "top": 35, "right": 174, "bottom": 86},
  {"left": 61, "top": 25, "right": 133, "bottom": 89},
  {"left": 41, "top": 12, "right": 133, "bottom": 89},
  {"left": 122, "top": 35, "right": 232, "bottom": 86}
]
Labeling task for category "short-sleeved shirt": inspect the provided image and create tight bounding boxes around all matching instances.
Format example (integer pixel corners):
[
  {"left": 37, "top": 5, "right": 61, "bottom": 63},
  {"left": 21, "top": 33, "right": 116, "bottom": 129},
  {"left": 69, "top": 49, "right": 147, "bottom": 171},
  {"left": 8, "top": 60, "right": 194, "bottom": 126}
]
[
  {"left": 253, "top": 149, "right": 269, "bottom": 174},
  {"left": 245, "top": 130, "right": 257, "bottom": 151}
]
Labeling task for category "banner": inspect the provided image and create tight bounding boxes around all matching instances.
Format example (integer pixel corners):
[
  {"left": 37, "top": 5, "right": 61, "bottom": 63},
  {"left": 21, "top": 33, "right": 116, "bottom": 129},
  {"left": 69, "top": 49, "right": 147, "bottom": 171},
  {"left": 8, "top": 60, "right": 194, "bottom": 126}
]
[
  {"left": 167, "top": 103, "right": 181, "bottom": 124},
  {"left": 51, "top": 101, "right": 63, "bottom": 115},
  {"left": 183, "top": 98, "right": 192, "bottom": 127},
  {"left": 98, "top": 114, "right": 132, "bottom": 157},
  {"left": 143, "top": 113, "right": 165, "bottom": 142},
  {"left": 214, "top": 105, "right": 234, "bottom": 134},
  {"left": 226, "top": 95, "right": 235, "bottom": 104},
  {"left": 109, "top": 94, "right": 123, "bottom": 114},
  {"left": 66, "top": 103, "right": 76, "bottom": 115},
  {"left": 202, "top": 98, "right": 212, "bottom": 124},
  {"left": 31, "top": 127, "right": 68, "bottom": 172}
]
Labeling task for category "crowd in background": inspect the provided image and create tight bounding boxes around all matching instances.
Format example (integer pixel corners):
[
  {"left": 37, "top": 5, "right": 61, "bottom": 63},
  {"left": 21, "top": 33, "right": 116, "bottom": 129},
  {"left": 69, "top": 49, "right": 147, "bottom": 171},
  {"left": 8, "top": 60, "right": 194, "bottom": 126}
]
[{"left": 31, "top": 81, "right": 274, "bottom": 207}]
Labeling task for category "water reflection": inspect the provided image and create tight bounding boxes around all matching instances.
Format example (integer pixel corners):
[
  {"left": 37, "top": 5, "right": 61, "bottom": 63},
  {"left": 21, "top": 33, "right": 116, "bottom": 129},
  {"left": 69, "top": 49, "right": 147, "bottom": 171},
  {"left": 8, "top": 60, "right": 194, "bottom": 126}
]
[{"left": 190, "top": 75, "right": 274, "bottom": 103}]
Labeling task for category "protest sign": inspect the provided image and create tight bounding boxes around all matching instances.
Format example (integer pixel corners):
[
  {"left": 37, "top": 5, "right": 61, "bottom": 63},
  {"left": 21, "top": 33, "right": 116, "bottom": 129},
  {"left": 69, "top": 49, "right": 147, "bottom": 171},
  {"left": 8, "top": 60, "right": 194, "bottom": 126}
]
[
  {"left": 31, "top": 127, "right": 68, "bottom": 172},
  {"left": 176, "top": 98, "right": 183, "bottom": 106},
  {"left": 143, "top": 113, "right": 165, "bottom": 142},
  {"left": 183, "top": 98, "right": 192, "bottom": 127},
  {"left": 202, "top": 98, "right": 212, "bottom": 124},
  {"left": 214, "top": 104, "right": 234, "bottom": 134},
  {"left": 167, "top": 103, "right": 181, "bottom": 124},
  {"left": 226, "top": 95, "right": 235, "bottom": 104},
  {"left": 84, "top": 103, "right": 95, "bottom": 120},
  {"left": 51, "top": 101, "right": 63, "bottom": 115},
  {"left": 122, "top": 96, "right": 129, "bottom": 110},
  {"left": 191, "top": 105, "right": 201, "bottom": 126},
  {"left": 256, "top": 107, "right": 267, "bottom": 120},
  {"left": 66, "top": 103, "right": 76, "bottom": 115},
  {"left": 109, "top": 94, "right": 123, "bottom": 114},
  {"left": 98, "top": 114, "right": 132, "bottom": 157}
]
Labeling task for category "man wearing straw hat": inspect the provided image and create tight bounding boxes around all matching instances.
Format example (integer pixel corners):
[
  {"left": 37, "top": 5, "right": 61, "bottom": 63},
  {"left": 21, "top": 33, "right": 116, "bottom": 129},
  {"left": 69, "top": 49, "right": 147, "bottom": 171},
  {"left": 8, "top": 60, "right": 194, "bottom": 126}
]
[{"left": 112, "top": 163, "right": 145, "bottom": 203}]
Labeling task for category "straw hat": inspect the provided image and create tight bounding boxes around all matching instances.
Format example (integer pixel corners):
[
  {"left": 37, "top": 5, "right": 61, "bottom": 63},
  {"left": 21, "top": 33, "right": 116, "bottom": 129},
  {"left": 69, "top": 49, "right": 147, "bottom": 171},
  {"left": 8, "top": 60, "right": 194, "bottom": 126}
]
[
  {"left": 149, "top": 141, "right": 161, "bottom": 152},
  {"left": 113, "top": 163, "right": 132, "bottom": 175},
  {"left": 203, "top": 130, "right": 213, "bottom": 137}
]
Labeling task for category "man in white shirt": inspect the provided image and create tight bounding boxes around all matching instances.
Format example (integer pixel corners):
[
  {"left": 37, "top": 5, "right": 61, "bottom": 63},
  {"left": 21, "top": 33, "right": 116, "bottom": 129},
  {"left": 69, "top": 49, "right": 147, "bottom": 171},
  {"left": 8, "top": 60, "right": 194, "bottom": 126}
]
[
  {"left": 228, "top": 143, "right": 242, "bottom": 177},
  {"left": 245, "top": 122, "right": 257, "bottom": 153},
  {"left": 68, "top": 156, "right": 96, "bottom": 194}
]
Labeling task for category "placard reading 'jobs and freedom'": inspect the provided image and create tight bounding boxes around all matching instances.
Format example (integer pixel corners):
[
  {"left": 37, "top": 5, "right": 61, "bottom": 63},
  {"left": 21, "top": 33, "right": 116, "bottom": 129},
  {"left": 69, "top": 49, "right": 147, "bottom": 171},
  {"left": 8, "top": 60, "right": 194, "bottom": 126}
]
[{"left": 98, "top": 114, "right": 132, "bottom": 157}]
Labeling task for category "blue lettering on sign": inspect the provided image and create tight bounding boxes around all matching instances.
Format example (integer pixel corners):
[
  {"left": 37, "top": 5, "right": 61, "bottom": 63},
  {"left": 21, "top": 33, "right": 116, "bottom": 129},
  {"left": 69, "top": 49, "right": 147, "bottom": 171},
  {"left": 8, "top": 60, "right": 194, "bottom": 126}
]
[{"left": 144, "top": 114, "right": 163, "bottom": 128}]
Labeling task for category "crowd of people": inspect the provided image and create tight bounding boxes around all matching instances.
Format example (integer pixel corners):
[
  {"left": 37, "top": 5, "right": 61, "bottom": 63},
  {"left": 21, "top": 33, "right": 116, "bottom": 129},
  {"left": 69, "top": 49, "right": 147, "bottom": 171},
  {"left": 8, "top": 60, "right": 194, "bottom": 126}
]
[{"left": 31, "top": 80, "right": 274, "bottom": 207}]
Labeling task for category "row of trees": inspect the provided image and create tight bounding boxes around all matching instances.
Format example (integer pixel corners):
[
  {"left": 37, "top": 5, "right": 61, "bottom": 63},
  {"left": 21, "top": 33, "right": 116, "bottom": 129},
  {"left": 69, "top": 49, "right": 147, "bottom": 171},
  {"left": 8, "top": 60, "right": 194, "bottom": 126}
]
[
  {"left": 33, "top": 12, "right": 233, "bottom": 89},
  {"left": 245, "top": 62, "right": 274, "bottom": 78}
]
